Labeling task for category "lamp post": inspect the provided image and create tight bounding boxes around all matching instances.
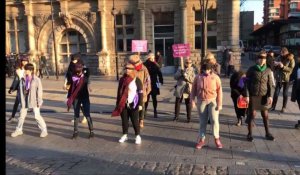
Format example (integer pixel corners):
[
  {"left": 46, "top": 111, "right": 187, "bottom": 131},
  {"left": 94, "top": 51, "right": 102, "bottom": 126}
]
[
  {"left": 112, "top": 0, "right": 119, "bottom": 80},
  {"left": 50, "top": 0, "right": 59, "bottom": 80},
  {"left": 200, "top": 0, "right": 208, "bottom": 61}
]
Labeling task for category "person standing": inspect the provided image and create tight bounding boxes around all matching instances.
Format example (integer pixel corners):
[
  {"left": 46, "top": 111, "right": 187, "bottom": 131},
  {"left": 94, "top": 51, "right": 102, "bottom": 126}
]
[
  {"left": 66, "top": 63, "right": 94, "bottom": 139},
  {"left": 191, "top": 63, "right": 223, "bottom": 149},
  {"left": 7, "top": 56, "right": 29, "bottom": 122},
  {"left": 202, "top": 52, "right": 221, "bottom": 76},
  {"left": 128, "top": 54, "right": 151, "bottom": 128},
  {"left": 270, "top": 47, "right": 295, "bottom": 113},
  {"left": 112, "top": 63, "right": 143, "bottom": 144},
  {"left": 143, "top": 53, "right": 164, "bottom": 118},
  {"left": 230, "top": 70, "right": 247, "bottom": 126},
  {"left": 173, "top": 59, "right": 195, "bottom": 123},
  {"left": 245, "top": 51, "right": 275, "bottom": 142},
  {"left": 291, "top": 55, "right": 300, "bottom": 129},
  {"left": 155, "top": 51, "right": 164, "bottom": 68},
  {"left": 11, "top": 63, "right": 48, "bottom": 138}
]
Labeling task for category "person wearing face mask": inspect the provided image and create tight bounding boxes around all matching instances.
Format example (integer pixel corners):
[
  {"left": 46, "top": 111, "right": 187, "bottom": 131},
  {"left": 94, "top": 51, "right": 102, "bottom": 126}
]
[
  {"left": 291, "top": 55, "right": 300, "bottom": 129},
  {"left": 128, "top": 55, "right": 151, "bottom": 128},
  {"left": 270, "top": 47, "right": 295, "bottom": 113},
  {"left": 112, "top": 62, "right": 143, "bottom": 144},
  {"left": 67, "top": 63, "right": 94, "bottom": 139},
  {"left": 190, "top": 63, "right": 223, "bottom": 149},
  {"left": 7, "top": 56, "right": 29, "bottom": 123},
  {"left": 245, "top": 51, "right": 275, "bottom": 142},
  {"left": 11, "top": 63, "right": 48, "bottom": 138},
  {"left": 173, "top": 59, "right": 196, "bottom": 123},
  {"left": 202, "top": 52, "right": 221, "bottom": 76},
  {"left": 143, "top": 53, "right": 163, "bottom": 118}
]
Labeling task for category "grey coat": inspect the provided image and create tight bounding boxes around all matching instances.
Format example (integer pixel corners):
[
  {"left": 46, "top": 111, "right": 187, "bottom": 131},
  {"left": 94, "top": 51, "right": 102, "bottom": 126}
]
[
  {"left": 174, "top": 67, "right": 196, "bottom": 99},
  {"left": 20, "top": 76, "right": 43, "bottom": 108}
]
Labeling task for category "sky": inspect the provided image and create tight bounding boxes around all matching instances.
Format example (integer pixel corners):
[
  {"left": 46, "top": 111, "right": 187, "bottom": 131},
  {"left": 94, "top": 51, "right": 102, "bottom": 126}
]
[{"left": 241, "top": 0, "right": 264, "bottom": 24}]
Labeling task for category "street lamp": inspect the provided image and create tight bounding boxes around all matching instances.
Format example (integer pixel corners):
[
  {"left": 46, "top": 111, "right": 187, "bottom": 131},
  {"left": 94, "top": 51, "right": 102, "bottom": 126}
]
[
  {"left": 200, "top": 0, "right": 208, "bottom": 61},
  {"left": 112, "top": 0, "right": 119, "bottom": 80},
  {"left": 50, "top": 0, "right": 59, "bottom": 80}
]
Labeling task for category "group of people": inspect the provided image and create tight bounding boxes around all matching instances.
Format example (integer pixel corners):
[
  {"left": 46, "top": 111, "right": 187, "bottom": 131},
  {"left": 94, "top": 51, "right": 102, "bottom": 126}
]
[{"left": 7, "top": 47, "right": 300, "bottom": 150}]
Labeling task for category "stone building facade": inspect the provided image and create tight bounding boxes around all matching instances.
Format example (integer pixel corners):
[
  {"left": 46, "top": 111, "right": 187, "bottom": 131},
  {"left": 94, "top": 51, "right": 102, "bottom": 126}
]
[{"left": 6, "top": 0, "right": 241, "bottom": 75}]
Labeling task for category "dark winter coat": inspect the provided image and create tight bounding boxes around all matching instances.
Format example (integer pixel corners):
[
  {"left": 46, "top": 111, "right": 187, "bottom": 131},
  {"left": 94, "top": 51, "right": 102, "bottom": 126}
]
[
  {"left": 246, "top": 65, "right": 274, "bottom": 97},
  {"left": 274, "top": 55, "right": 295, "bottom": 82},
  {"left": 230, "top": 71, "right": 247, "bottom": 99},
  {"left": 143, "top": 60, "right": 163, "bottom": 95},
  {"left": 291, "top": 64, "right": 300, "bottom": 102}
]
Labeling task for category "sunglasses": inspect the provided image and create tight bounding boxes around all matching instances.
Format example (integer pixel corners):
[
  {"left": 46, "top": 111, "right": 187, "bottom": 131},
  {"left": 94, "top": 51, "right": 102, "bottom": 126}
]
[{"left": 125, "top": 67, "right": 135, "bottom": 70}]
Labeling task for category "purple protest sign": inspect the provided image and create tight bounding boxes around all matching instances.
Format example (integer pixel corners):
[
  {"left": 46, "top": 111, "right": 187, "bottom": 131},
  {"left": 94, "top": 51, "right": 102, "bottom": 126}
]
[
  {"left": 132, "top": 40, "right": 148, "bottom": 53},
  {"left": 172, "top": 44, "right": 191, "bottom": 58}
]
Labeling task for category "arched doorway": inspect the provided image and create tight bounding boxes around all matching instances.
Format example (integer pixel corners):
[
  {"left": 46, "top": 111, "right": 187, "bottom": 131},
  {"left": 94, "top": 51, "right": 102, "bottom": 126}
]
[{"left": 59, "top": 29, "right": 87, "bottom": 71}]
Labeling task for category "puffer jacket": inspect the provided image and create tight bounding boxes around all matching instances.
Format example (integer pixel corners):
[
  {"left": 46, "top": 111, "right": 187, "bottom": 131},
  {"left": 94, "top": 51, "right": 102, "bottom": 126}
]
[
  {"left": 246, "top": 65, "right": 274, "bottom": 97},
  {"left": 274, "top": 55, "right": 295, "bottom": 82}
]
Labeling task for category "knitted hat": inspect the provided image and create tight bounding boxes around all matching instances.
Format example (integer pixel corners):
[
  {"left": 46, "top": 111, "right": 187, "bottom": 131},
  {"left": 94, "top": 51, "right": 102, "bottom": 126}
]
[{"left": 128, "top": 54, "right": 141, "bottom": 65}]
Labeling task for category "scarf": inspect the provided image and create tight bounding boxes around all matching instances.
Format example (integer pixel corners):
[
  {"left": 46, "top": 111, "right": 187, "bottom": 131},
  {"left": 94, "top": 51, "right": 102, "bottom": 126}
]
[
  {"left": 238, "top": 77, "right": 247, "bottom": 89},
  {"left": 67, "top": 74, "right": 85, "bottom": 111},
  {"left": 256, "top": 64, "right": 267, "bottom": 72},
  {"left": 25, "top": 75, "right": 32, "bottom": 91},
  {"left": 134, "top": 63, "right": 143, "bottom": 71},
  {"left": 111, "top": 75, "right": 134, "bottom": 117}
]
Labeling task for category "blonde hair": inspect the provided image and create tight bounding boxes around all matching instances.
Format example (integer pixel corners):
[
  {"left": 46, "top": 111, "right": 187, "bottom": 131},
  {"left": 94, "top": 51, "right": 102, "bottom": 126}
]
[
  {"left": 287, "top": 53, "right": 294, "bottom": 61},
  {"left": 203, "top": 52, "right": 216, "bottom": 64}
]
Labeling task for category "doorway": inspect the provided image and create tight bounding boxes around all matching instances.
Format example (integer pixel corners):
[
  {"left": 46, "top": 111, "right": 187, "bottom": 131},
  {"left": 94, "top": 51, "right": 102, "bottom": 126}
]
[{"left": 154, "top": 38, "right": 174, "bottom": 66}]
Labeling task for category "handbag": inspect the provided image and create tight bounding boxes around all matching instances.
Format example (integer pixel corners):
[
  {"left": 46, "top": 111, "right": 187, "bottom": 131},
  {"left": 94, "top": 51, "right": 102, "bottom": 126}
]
[{"left": 237, "top": 96, "right": 248, "bottom": 109}]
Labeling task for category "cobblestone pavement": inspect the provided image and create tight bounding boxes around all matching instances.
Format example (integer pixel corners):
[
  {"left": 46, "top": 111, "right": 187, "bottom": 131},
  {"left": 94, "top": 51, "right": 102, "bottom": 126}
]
[{"left": 5, "top": 55, "right": 300, "bottom": 174}]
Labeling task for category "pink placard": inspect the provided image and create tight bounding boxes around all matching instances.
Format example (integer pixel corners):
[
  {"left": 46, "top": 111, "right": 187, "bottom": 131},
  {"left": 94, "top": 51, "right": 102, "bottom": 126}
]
[
  {"left": 172, "top": 44, "right": 191, "bottom": 58},
  {"left": 132, "top": 40, "right": 148, "bottom": 52}
]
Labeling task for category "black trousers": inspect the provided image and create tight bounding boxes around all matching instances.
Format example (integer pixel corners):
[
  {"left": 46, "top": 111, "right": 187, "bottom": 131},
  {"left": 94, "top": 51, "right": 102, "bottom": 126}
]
[
  {"left": 231, "top": 96, "right": 247, "bottom": 119},
  {"left": 227, "top": 65, "right": 235, "bottom": 77},
  {"left": 175, "top": 96, "right": 191, "bottom": 120},
  {"left": 11, "top": 96, "right": 20, "bottom": 118},
  {"left": 144, "top": 92, "right": 158, "bottom": 117},
  {"left": 73, "top": 98, "right": 93, "bottom": 132},
  {"left": 121, "top": 105, "right": 140, "bottom": 135},
  {"left": 272, "top": 82, "right": 290, "bottom": 109}
]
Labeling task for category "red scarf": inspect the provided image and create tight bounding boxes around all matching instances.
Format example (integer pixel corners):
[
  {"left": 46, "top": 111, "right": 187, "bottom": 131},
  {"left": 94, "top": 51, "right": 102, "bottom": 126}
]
[
  {"left": 134, "top": 63, "right": 143, "bottom": 71},
  {"left": 67, "top": 74, "right": 85, "bottom": 111},
  {"left": 111, "top": 75, "right": 134, "bottom": 117}
]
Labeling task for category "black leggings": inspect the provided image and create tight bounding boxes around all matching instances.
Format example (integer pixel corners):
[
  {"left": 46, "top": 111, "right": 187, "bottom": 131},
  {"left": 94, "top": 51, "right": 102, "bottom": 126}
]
[
  {"left": 145, "top": 93, "right": 158, "bottom": 114},
  {"left": 231, "top": 96, "right": 246, "bottom": 119},
  {"left": 121, "top": 105, "right": 140, "bottom": 135},
  {"left": 175, "top": 96, "right": 191, "bottom": 120},
  {"left": 272, "top": 82, "right": 290, "bottom": 109},
  {"left": 11, "top": 96, "right": 20, "bottom": 118}
]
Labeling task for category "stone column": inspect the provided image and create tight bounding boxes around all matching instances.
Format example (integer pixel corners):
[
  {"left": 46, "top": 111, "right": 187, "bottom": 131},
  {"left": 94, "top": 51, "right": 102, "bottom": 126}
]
[
  {"left": 181, "top": 4, "right": 187, "bottom": 43},
  {"left": 25, "top": 1, "right": 36, "bottom": 61},
  {"left": 140, "top": 9, "right": 146, "bottom": 40},
  {"left": 6, "top": 19, "right": 10, "bottom": 54}
]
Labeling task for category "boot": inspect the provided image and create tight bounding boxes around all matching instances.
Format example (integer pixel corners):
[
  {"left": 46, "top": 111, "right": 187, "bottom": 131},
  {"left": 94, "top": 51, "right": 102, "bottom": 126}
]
[
  {"left": 86, "top": 117, "right": 94, "bottom": 138},
  {"left": 72, "top": 118, "right": 79, "bottom": 139},
  {"left": 72, "top": 132, "right": 78, "bottom": 139},
  {"left": 174, "top": 98, "right": 180, "bottom": 121},
  {"left": 186, "top": 102, "right": 191, "bottom": 123},
  {"left": 154, "top": 110, "right": 158, "bottom": 118}
]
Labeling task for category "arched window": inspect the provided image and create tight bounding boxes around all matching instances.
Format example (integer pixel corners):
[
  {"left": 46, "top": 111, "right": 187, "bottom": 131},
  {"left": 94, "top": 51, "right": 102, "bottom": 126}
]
[{"left": 60, "top": 29, "right": 87, "bottom": 63}]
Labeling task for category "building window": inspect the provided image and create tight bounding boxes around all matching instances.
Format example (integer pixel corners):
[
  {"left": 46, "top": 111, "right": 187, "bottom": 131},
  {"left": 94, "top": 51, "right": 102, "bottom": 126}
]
[
  {"left": 116, "top": 14, "right": 134, "bottom": 52},
  {"left": 7, "top": 18, "right": 25, "bottom": 54},
  {"left": 194, "top": 9, "right": 217, "bottom": 49},
  {"left": 59, "top": 29, "right": 87, "bottom": 63}
]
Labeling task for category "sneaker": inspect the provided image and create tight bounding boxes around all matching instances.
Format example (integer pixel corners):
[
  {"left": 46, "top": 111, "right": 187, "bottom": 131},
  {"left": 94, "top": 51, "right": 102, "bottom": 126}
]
[
  {"left": 265, "top": 133, "right": 275, "bottom": 141},
  {"left": 40, "top": 131, "right": 48, "bottom": 138},
  {"left": 215, "top": 138, "right": 223, "bottom": 149},
  {"left": 71, "top": 119, "right": 74, "bottom": 123},
  {"left": 135, "top": 135, "right": 142, "bottom": 145},
  {"left": 195, "top": 140, "right": 205, "bottom": 149},
  {"left": 119, "top": 134, "right": 128, "bottom": 143},
  {"left": 280, "top": 108, "right": 286, "bottom": 113},
  {"left": 235, "top": 119, "right": 242, "bottom": 126},
  {"left": 81, "top": 117, "right": 87, "bottom": 124},
  {"left": 140, "top": 120, "right": 144, "bottom": 128},
  {"left": 7, "top": 117, "right": 15, "bottom": 123},
  {"left": 11, "top": 130, "right": 23, "bottom": 137},
  {"left": 247, "top": 134, "right": 253, "bottom": 142}
]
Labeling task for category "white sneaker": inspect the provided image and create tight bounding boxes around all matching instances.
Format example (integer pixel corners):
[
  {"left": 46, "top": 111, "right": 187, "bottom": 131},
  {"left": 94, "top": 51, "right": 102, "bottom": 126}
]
[
  {"left": 81, "top": 117, "right": 87, "bottom": 124},
  {"left": 40, "top": 131, "right": 48, "bottom": 138},
  {"left": 118, "top": 134, "right": 128, "bottom": 143},
  {"left": 135, "top": 135, "right": 142, "bottom": 145},
  {"left": 11, "top": 130, "right": 23, "bottom": 137}
]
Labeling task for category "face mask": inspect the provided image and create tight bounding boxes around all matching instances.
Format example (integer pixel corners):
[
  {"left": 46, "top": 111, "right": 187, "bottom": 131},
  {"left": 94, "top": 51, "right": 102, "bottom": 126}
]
[{"left": 134, "top": 63, "right": 142, "bottom": 71}]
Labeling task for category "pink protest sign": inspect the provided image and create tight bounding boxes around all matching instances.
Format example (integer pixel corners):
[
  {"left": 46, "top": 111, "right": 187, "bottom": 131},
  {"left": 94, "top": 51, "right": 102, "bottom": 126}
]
[
  {"left": 132, "top": 40, "right": 148, "bottom": 52},
  {"left": 172, "top": 44, "right": 191, "bottom": 58}
]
